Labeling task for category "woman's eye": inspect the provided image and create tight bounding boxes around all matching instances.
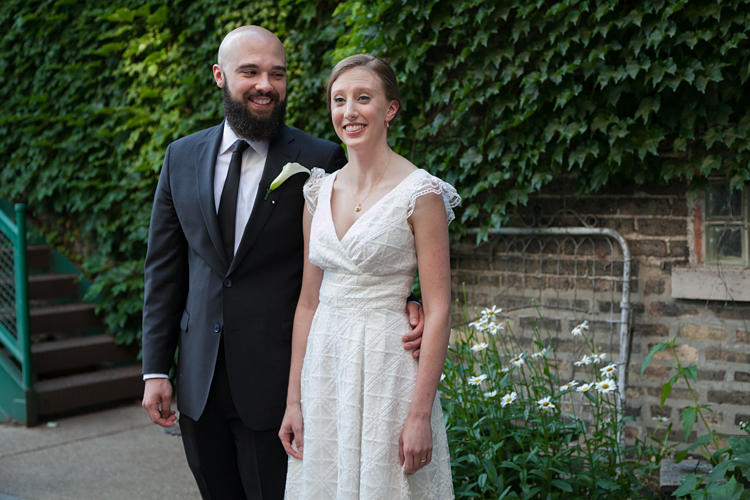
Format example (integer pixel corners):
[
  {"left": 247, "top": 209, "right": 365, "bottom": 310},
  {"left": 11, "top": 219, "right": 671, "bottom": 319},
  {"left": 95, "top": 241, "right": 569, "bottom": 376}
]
[
  {"left": 359, "top": 95, "right": 370, "bottom": 101},
  {"left": 334, "top": 97, "right": 345, "bottom": 104}
]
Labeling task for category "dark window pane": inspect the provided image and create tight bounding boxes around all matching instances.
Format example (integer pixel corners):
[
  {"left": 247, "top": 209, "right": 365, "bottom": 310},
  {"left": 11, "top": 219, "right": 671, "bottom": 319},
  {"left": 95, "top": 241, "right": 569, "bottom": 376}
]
[
  {"left": 706, "top": 225, "right": 743, "bottom": 263},
  {"left": 707, "top": 182, "right": 742, "bottom": 219}
]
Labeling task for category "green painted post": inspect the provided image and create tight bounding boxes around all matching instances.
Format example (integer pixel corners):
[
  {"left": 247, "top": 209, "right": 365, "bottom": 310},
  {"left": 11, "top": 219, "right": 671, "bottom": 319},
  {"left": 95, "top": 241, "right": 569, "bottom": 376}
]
[{"left": 13, "top": 204, "right": 31, "bottom": 390}]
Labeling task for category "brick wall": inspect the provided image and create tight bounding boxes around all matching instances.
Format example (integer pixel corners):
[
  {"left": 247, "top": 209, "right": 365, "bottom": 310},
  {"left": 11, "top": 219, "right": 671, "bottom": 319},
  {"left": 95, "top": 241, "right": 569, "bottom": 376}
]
[{"left": 451, "top": 176, "right": 750, "bottom": 445}]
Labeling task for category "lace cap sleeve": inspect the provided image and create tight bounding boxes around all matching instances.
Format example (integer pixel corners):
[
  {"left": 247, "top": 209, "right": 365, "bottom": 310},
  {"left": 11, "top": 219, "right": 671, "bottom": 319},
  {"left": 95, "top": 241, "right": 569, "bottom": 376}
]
[
  {"left": 407, "top": 171, "right": 462, "bottom": 224},
  {"left": 303, "top": 167, "right": 328, "bottom": 215}
]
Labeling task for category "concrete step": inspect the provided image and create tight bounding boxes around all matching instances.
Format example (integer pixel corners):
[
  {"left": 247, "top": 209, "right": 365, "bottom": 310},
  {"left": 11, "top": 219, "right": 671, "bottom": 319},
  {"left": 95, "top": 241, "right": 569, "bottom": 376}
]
[
  {"left": 35, "top": 364, "right": 144, "bottom": 417},
  {"left": 32, "top": 334, "right": 138, "bottom": 375},
  {"left": 29, "top": 303, "right": 101, "bottom": 335},
  {"left": 28, "top": 273, "right": 79, "bottom": 300}
]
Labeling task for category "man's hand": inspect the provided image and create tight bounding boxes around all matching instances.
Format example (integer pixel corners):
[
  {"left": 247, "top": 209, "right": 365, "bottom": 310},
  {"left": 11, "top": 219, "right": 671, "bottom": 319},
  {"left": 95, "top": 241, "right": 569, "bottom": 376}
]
[
  {"left": 403, "top": 302, "right": 425, "bottom": 359},
  {"left": 142, "top": 378, "right": 177, "bottom": 427}
]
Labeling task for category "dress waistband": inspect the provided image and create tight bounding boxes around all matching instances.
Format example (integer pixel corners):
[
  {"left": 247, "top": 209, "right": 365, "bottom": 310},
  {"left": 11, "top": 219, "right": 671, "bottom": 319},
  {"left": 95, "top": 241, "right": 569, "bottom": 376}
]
[{"left": 318, "top": 272, "right": 414, "bottom": 310}]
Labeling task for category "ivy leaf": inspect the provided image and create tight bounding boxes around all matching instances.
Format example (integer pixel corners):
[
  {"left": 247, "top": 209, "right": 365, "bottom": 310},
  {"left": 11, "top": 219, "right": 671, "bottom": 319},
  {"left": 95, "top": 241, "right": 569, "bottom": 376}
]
[
  {"left": 635, "top": 96, "right": 661, "bottom": 123},
  {"left": 702, "top": 127, "right": 724, "bottom": 152}
]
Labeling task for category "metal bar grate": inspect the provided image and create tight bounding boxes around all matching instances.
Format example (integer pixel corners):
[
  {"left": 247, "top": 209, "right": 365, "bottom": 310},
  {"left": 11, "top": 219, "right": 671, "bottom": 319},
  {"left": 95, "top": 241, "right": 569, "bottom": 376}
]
[
  {"left": 456, "top": 227, "right": 632, "bottom": 447},
  {"left": 0, "top": 228, "right": 16, "bottom": 339}
]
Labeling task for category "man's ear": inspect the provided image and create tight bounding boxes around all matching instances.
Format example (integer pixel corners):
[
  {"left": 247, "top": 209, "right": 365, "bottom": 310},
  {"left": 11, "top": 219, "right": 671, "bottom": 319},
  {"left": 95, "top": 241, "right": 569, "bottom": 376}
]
[{"left": 213, "top": 64, "right": 224, "bottom": 88}]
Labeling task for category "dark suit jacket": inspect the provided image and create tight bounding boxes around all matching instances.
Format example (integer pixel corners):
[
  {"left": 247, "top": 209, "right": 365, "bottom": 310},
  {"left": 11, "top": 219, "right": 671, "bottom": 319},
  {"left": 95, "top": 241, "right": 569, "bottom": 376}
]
[{"left": 142, "top": 122, "right": 347, "bottom": 430}]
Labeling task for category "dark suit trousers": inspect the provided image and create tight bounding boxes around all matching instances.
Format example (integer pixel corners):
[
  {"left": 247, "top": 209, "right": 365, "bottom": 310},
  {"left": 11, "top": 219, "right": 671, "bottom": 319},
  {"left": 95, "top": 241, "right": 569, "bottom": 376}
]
[{"left": 180, "top": 338, "right": 288, "bottom": 500}]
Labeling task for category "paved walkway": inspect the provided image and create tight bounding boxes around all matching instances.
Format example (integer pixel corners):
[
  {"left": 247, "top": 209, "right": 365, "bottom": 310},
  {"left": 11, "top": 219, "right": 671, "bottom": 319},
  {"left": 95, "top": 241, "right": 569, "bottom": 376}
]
[{"left": 0, "top": 403, "right": 200, "bottom": 500}]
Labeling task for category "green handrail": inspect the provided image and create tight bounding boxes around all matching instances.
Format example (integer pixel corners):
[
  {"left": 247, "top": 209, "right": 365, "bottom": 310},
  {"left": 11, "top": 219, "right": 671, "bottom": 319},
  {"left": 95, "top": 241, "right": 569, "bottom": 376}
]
[
  {"left": 15, "top": 204, "right": 31, "bottom": 389},
  {"left": 0, "top": 203, "right": 33, "bottom": 424}
]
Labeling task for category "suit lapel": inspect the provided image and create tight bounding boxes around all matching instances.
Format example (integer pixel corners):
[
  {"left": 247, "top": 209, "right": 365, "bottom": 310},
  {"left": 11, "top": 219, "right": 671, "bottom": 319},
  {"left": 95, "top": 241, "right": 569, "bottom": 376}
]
[
  {"left": 229, "top": 126, "right": 299, "bottom": 275},
  {"left": 195, "top": 122, "right": 230, "bottom": 271}
]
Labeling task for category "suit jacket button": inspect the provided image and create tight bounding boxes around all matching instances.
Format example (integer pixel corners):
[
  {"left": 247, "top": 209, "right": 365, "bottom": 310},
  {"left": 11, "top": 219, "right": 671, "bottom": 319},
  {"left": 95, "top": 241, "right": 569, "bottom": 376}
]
[
  {"left": 223, "top": 279, "right": 232, "bottom": 288},
  {"left": 213, "top": 323, "right": 221, "bottom": 333}
]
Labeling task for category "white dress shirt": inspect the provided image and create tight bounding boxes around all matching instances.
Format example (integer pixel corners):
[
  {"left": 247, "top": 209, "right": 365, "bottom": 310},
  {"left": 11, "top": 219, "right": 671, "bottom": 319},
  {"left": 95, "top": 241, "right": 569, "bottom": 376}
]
[{"left": 144, "top": 122, "right": 269, "bottom": 381}]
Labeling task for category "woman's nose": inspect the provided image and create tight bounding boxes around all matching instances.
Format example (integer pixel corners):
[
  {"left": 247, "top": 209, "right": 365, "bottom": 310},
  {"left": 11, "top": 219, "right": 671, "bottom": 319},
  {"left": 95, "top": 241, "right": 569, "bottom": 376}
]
[{"left": 344, "top": 102, "right": 358, "bottom": 119}]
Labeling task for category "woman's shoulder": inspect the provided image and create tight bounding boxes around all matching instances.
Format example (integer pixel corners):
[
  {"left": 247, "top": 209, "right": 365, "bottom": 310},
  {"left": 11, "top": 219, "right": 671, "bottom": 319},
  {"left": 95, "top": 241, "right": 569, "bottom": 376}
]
[
  {"left": 404, "top": 168, "right": 461, "bottom": 224},
  {"left": 303, "top": 168, "right": 335, "bottom": 214}
]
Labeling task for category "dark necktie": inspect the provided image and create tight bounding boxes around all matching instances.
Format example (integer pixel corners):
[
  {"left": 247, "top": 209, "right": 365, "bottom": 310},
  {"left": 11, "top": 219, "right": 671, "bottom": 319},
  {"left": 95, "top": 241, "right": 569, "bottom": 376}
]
[{"left": 218, "top": 139, "right": 250, "bottom": 265}]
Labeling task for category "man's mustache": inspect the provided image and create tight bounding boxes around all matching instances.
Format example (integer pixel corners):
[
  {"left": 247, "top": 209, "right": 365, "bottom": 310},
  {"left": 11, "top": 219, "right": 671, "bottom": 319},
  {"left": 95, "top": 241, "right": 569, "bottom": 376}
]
[{"left": 244, "top": 90, "right": 279, "bottom": 101}]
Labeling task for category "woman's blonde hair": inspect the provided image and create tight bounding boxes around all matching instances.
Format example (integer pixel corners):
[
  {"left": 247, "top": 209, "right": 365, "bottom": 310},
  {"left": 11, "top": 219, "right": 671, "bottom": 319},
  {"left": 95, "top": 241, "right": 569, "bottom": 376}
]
[{"left": 326, "top": 54, "right": 401, "bottom": 124}]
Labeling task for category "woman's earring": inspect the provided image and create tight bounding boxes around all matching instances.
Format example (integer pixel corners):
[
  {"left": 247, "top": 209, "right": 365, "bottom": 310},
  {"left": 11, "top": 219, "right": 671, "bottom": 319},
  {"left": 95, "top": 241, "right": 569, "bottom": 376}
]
[{"left": 385, "top": 120, "right": 390, "bottom": 129}]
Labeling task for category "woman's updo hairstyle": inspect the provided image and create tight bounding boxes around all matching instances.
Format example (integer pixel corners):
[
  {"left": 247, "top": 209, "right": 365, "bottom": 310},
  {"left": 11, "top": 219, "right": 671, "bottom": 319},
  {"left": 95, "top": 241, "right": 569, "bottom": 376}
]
[{"left": 326, "top": 54, "right": 401, "bottom": 124}]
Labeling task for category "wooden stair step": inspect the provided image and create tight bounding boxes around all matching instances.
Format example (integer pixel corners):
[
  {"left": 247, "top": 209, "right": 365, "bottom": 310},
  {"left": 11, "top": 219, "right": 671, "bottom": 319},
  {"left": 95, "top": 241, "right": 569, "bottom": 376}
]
[
  {"left": 29, "top": 303, "right": 101, "bottom": 335},
  {"left": 26, "top": 245, "right": 51, "bottom": 269},
  {"left": 36, "top": 364, "right": 144, "bottom": 417},
  {"left": 28, "top": 273, "right": 79, "bottom": 300},
  {"left": 32, "top": 334, "right": 138, "bottom": 375}
]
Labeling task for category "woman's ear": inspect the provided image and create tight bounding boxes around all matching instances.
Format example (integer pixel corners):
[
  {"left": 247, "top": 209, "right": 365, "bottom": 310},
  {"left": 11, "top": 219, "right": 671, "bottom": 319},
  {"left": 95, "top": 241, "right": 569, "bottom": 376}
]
[{"left": 386, "top": 100, "right": 400, "bottom": 123}]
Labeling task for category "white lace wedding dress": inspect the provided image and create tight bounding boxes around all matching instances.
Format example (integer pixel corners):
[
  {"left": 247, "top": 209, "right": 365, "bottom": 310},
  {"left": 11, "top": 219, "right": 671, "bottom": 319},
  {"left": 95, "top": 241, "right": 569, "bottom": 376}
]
[{"left": 284, "top": 168, "right": 459, "bottom": 500}]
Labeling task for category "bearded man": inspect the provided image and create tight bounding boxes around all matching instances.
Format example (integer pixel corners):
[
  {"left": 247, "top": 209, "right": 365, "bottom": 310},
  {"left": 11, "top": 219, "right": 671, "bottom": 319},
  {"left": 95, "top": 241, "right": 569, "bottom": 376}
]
[{"left": 140, "top": 26, "right": 425, "bottom": 500}]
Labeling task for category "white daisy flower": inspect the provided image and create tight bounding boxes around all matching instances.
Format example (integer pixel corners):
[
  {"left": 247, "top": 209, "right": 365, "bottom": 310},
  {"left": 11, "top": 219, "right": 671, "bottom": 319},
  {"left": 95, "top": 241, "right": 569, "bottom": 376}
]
[
  {"left": 571, "top": 320, "right": 589, "bottom": 337},
  {"left": 481, "top": 306, "right": 502, "bottom": 321},
  {"left": 468, "top": 374, "right": 488, "bottom": 385},
  {"left": 592, "top": 353, "right": 607, "bottom": 364},
  {"left": 600, "top": 363, "right": 617, "bottom": 378},
  {"left": 652, "top": 416, "right": 670, "bottom": 423},
  {"left": 440, "top": 373, "right": 446, "bottom": 381},
  {"left": 510, "top": 354, "right": 525, "bottom": 367},
  {"left": 487, "top": 322, "right": 503, "bottom": 335},
  {"left": 500, "top": 392, "right": 517, "bottom": 407},
  {"left": 574, "top": 355, "right": 592, "bottom": 366},
  {"left": 469, "top": 318, "right": 488, "bottom": 332},
  {"left": 559, "top": 381, "right": 579, "bottom": 391},
  {"left": 537, "top": 396, "right": 555, "bottom": 412},
  {"left": 501, "top": 367, "right": 511, "bottom": 373},
  {"left": 471, "top": 342, "right": 489, "bottom": 353},
  {"left": 531, "top": 351, "right": 543, "bottom": 359},
  {"left": 484, "top": 390, "right": 498, "bottom": 398},
  {"left": 576, "top": 383, "right": 593, "bottom": 393},
  {"left": 595, "top": 379, "right": 617, "bottom": 394}
]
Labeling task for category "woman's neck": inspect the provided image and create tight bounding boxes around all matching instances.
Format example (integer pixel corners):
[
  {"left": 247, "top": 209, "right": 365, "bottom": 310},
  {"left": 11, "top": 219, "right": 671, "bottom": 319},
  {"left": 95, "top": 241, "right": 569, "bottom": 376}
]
[{"left": 346, "top": 143, "right": 392, "bottom": 185}]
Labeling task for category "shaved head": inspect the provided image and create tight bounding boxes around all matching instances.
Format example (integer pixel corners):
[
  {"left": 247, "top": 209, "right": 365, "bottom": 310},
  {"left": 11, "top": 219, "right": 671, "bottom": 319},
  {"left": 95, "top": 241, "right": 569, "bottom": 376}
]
[{"left": 218, "top": 26, "right": 285, "bottom": 67}]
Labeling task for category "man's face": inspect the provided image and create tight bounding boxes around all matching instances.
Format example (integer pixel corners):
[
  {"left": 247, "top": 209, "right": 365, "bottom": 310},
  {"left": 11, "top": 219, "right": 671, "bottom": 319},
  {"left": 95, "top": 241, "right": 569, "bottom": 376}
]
[{"left": 214, "top": 32, "right": 288, "bottom": 141}]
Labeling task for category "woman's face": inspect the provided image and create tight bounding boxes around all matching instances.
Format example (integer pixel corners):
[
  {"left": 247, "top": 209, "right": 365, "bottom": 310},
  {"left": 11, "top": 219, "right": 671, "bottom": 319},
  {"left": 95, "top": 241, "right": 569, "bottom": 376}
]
[{"left": 329, "top": 67, "right": 398, "bottom": 150}]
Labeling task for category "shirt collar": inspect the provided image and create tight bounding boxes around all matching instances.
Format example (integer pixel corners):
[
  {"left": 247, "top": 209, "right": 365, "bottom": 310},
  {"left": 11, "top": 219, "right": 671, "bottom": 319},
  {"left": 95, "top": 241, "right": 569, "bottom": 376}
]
[{"left": 219, "top": 121, "right": 270, "bottom": 158}]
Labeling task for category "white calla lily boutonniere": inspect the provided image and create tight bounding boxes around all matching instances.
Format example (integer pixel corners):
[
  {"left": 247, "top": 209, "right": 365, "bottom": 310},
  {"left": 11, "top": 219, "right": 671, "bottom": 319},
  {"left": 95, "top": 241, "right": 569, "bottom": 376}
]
[{"left": 264, "top": 162, "right": 311, "bottom": 200}]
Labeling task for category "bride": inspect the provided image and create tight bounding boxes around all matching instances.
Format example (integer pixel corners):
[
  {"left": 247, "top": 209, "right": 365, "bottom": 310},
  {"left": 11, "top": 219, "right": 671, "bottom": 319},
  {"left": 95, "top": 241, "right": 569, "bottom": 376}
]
[{"left": 279, "top": 54, "right": 458, "bottom": 499}]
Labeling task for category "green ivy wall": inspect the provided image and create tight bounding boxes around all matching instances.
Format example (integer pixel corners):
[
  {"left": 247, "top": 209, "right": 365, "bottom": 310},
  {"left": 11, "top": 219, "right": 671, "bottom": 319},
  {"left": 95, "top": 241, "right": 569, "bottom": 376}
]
[{"left": 2, "top": 0, "right": 749, "bottom": 345}]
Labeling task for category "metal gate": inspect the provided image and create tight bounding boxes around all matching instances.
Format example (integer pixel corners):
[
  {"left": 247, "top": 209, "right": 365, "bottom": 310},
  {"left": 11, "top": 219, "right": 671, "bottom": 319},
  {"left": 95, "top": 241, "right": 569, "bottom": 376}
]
[{"left": 452, "top": 213, "right": 632, "bottom": 430}]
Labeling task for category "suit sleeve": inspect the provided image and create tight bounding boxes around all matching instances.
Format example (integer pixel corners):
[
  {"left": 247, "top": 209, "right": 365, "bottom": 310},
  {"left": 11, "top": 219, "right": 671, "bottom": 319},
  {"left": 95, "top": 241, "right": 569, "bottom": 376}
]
[{"left": 141, "top": 143, "right": 189, "bottom": 375}]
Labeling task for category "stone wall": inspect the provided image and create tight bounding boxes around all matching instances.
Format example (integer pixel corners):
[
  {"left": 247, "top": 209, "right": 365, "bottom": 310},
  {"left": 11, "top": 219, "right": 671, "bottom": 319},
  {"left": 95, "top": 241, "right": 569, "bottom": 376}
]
[{"left": 451, "top": 176, "right": 750, "bottom": 445}]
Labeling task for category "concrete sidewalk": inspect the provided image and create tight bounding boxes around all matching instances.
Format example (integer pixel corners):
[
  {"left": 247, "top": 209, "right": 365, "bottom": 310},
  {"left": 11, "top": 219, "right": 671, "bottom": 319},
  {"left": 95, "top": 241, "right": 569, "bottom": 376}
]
[{"left": 0, "top": 403, "right": 200, "bottom": 500}]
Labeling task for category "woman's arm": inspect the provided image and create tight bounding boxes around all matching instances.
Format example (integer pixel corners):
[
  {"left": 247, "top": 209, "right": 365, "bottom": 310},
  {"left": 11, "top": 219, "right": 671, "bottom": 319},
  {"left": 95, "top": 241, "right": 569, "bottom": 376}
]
[
  {"left": 279, "top": 206, "right": 324, "bottom": 460},
  {"left": 400, "top": 191, "right": 452, "bottom": 475}
]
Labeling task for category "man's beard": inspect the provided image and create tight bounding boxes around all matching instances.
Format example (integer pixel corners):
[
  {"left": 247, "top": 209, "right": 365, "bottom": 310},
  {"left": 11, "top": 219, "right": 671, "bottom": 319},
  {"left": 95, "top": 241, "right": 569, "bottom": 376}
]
[{"left": 222, "top": 84, "right": 286, "bottom": 142}]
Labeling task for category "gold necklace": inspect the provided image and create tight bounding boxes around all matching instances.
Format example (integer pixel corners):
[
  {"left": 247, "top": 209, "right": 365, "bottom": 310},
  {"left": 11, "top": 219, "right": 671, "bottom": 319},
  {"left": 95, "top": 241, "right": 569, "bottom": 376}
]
[{"left": 347, "top": 150, "right": 392, "bottom": 212}]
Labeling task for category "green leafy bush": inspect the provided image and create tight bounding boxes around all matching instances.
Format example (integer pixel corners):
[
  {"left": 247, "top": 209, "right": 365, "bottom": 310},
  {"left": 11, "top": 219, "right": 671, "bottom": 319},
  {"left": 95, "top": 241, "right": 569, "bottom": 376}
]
[
  {"left": 642, "top": 338, "right": 750, "bottom": 498},
  {"left": 442, "top": 296, "right": 649, "bottom": 498}
]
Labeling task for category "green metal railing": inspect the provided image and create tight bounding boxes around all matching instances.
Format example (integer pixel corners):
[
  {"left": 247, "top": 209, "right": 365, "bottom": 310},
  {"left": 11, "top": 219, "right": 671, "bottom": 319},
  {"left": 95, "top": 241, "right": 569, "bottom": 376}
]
[{"left": 0, "top": 204, "right": 35, "bottom": 425}]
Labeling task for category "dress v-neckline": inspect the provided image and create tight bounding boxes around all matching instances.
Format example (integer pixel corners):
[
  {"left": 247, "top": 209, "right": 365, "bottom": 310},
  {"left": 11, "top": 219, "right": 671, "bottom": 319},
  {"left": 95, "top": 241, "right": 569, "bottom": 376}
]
[{"left": 329, "top": 169, "right": 420, "bottom": 244}]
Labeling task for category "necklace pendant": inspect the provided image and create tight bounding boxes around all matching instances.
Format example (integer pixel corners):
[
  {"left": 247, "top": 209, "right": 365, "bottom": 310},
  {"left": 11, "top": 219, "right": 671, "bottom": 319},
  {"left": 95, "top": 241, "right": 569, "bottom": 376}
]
[{"left": 354, "top": 205, "right": 361, "bottom": 212}]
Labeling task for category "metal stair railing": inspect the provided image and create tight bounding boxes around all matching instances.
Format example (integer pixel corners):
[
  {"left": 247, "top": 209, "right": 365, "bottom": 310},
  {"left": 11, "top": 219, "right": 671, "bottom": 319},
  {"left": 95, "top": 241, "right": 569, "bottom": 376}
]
[{"left": 0, "top": 203, "right": 35, "bottom": 425}]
